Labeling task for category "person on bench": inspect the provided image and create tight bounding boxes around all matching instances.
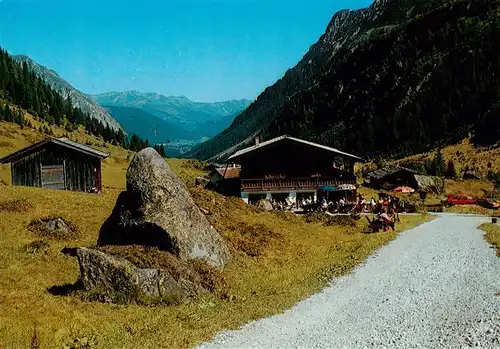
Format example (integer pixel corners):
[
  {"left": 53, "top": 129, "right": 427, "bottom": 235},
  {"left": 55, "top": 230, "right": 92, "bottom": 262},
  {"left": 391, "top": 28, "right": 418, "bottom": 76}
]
[{"left": 375, "top": 208, "right": 395, "bottom": 231}]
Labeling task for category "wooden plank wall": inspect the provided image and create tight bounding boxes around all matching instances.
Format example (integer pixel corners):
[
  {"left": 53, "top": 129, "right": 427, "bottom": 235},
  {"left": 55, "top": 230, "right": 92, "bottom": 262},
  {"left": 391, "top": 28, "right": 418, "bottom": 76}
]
[
  {"left": 11, "top": 143, "right": 101, "bottom": 193},
  {"left": 12, "top": 153, "right": 42, "bottom": 187}
]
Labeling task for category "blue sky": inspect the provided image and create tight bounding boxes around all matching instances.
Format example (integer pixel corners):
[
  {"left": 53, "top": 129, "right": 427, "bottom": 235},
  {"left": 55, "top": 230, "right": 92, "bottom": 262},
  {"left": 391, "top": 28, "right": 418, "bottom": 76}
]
[{"left": 0, "top": 0, "right": 373, "bottom": 102}]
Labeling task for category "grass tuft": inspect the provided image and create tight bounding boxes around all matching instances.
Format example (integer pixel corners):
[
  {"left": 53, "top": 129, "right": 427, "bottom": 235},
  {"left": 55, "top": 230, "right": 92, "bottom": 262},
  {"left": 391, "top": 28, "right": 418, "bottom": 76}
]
[
  {"left": 189, "top": 259, "right": 227, "bottom": 293},
  {"left": 479, "top": 223, "right": 500, "bottom": 256},
  {"left": 0, "top": 198, "right": 33, "bottom": 212},
  {"left": 303, "top": 212, "right": 359, "bottom": 227},
  {"left": 30, "top": 327, "right": 40, "bottom": 349},
  {"left": 62, "top": 335, "right": 98, "bottom": 349},
  {"left": 25, "top": 240, "right": 50, "bottom": 255},
  {"left": 225, "top": 222, "right": 283, "bottom": 257},
  {"left": 0, "top": 140, "right": 14, "bottom": 148}
]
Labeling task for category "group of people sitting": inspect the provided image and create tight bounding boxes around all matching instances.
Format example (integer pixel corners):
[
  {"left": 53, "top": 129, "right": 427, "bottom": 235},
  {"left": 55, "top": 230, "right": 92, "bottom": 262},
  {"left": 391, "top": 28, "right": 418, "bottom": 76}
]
[
  {"left": 304, "top": 193, "right": 399, "bottom": 214},
  {"left": 371, "top": 203, "right": 397, "bottom": 231},
  {"left": 270, "top": 197, "right": 295, "bottom": 210},
  {"left": 270, "top": 192, "right": 401, "bottom": 225}
]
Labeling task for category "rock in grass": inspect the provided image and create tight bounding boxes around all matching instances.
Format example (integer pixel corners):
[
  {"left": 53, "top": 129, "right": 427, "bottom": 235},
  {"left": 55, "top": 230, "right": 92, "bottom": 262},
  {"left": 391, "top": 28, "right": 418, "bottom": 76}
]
[
  {"left": 257, "top": 199, "right": 273, "bottom": 211},
  {"left": 76, "top": 247, "right": 207, "bottom": 304},
  {"left": 28, "top": 217, "right": 77, "bottom": 239},
  {"left": 98, "top": 147, "right": 230, "bottom": 268}
]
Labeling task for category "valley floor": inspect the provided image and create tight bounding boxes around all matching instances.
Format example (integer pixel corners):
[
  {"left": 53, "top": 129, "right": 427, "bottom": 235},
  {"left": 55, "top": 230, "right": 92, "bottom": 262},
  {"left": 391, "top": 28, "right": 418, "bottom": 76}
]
[
  {"left": 0, "top": 119, "right": 430, "bottom": 348},
  {"left": 0, "top": 120, "right": 495, "bottom": 348},
  {"left": 0, "top": 181, "right": 429, "bottom": 348}
]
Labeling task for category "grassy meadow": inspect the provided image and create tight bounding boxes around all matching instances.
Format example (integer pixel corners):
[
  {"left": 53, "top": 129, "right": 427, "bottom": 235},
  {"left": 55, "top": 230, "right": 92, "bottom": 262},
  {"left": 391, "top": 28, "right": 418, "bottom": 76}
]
[{"left": 0, "top": 119, "right": 432, "bottom": 348}]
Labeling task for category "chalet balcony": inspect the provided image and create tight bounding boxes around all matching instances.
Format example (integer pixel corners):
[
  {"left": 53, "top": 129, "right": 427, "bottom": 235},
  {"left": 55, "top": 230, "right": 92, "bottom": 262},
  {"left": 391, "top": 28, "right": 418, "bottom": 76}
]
[{"left": 241, "top": 177, "right": 356, "bottom": 191}]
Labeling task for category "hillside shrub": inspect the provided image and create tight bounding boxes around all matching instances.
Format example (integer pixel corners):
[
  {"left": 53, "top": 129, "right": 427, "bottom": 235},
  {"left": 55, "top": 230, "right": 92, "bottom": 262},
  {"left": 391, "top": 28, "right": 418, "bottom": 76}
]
[{"left": 0, "top": 198, "right": 33, "bottom": 212}]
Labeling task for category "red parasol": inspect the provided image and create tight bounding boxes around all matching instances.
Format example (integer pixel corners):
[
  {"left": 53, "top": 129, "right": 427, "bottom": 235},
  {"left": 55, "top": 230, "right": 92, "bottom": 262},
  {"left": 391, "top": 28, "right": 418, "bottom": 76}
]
[{"left": 393, "top": 186, "right": 415, "bottom": 193}]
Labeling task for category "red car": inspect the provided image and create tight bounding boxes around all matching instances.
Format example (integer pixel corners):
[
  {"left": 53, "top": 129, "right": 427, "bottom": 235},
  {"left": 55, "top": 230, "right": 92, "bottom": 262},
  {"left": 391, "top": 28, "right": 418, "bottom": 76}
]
[{"left": 445, "top": 194, "right": 477, "bottom": 206}]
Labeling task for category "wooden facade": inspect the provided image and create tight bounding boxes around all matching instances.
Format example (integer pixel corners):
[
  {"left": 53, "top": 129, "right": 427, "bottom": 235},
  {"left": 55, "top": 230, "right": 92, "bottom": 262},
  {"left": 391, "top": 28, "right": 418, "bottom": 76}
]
[
  {"left": 227, "top": 135, "right": 364, "bottom": 205},
  {"left": 0, "top": 138, "right": 108, "bottom": 193}
]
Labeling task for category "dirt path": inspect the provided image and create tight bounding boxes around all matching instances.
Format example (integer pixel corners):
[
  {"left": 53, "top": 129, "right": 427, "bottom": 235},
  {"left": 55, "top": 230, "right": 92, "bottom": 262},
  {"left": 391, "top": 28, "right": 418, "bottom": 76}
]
[{"left": 197, "top": 215, "right": 500, "bottom": 349}]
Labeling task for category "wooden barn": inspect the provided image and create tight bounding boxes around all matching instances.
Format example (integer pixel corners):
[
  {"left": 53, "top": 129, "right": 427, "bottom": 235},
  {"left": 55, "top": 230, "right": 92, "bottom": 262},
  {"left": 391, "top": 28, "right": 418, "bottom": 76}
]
[
  {"left": 0, "top": 137, "right": 109, "bottom": 193},
  {"left": 365, "top": 166, "right": 444, "bottom": 193},
  {"left": 227, "top": 135, "right": 364, "bottom": 206},
  {"left": 365, "top": 166, "right": 419, "bottom": 190}
]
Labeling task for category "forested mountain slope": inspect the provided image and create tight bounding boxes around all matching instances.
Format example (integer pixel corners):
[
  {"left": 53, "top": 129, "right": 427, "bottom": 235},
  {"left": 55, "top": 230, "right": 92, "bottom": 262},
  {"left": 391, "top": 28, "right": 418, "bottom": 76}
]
[
  {"left": 12, "top": 55, "right": 122, "bottom": 131},
  {"left": 188, "top": 0, "right": 500, "bottom": 161},
  {"left": 0, "top": 48, "right": 128, "bottom": 145}
]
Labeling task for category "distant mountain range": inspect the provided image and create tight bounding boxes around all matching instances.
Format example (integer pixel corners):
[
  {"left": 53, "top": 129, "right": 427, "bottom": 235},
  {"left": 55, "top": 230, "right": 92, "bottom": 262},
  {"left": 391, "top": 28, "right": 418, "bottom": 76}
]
[
  {"left": 94, "top": 91, "right": 251, "bottom": 142},
  {"left": 102, "top": 105, "right": 191, "bottom": 144},
  {"left": 13, "top": 55, "right": 123, "bottom": 131},
  {"left": 188, "top": 0, "right": 500, "bottom": 161},
  {"left": 12, "top": 55, "right": 251, "bottom": 145}
]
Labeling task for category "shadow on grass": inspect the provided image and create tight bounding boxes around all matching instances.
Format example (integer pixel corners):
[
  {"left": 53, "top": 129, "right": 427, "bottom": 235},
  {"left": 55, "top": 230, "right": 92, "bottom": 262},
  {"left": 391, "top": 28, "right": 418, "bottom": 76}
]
[
  {"left": 47, "top": 247, "right": 83, "bottom": 296},
  {"left": 47, "top": 280, "right": 83, "bottom": 296}
]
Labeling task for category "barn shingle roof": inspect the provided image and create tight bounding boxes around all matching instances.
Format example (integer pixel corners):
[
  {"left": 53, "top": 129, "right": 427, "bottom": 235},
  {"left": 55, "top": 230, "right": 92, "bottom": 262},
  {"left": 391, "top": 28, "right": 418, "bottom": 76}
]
[{"left": 0, "top": 137, "right": 109, "bottom": 164}]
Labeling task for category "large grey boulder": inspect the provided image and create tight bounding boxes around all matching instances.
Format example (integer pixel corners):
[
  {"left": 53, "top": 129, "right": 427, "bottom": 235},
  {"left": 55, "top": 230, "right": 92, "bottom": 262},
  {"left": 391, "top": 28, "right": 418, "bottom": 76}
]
[
  {"left": 98, "top": 148, "right": 230, "bottom": 268},
  {"left": 76, "top": 248, "right": 206, "bottom": 303}
]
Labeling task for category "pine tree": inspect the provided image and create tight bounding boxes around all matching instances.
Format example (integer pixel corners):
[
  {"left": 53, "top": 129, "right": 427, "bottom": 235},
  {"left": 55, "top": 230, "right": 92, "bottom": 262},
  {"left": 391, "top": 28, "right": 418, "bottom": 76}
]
[
  {"left": 4, "top": 106, "right": 13, "bottom": 122},
  {"left": 433, "top": 149, "right": 446, "bottom": 177},
  {"left": 446, "top": 159, "right": 456, "bottom": 178},
  {"left": 129, "top": 134, "right": 140, "bottom": 152}
]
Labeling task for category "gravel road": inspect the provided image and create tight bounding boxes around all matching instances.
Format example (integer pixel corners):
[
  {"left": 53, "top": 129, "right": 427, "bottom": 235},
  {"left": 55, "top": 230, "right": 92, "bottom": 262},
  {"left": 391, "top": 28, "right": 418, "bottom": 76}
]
[{"left": 197, "top": 215, "right": 500, "bottom": 349}]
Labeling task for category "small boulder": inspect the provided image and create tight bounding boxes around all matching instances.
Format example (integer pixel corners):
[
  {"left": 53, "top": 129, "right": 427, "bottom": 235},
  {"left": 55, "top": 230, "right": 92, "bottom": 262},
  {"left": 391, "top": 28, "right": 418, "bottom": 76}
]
[
  {"left": 76, "top": 248, "right": 206, "bottom": 304},
  {"left": 28, "top": 217, "right": 76, "bottom": 239},
  {"left": 98, "top": 148, "right": 230, "bottom": 268},
  {"left": 257, "top": 199, "right": 273, "bottom": 211}
]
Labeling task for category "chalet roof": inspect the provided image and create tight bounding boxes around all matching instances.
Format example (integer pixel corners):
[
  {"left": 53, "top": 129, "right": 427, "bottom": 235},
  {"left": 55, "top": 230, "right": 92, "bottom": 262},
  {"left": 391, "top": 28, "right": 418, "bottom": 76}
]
[
  {"left": 215, "top": 167, "right": 241, "bottom": 179},
  {"left": 227, "top": 135, "right": 365, "bottom": 162},
  {"left": 0, "top": 137, "right": 109, "bottom": 164},
  {"left": 366, "top": 165, "right": 418, "bottom": 180},
  {"left": 208, "top": 131, "right": 261, "bottom": 162}
]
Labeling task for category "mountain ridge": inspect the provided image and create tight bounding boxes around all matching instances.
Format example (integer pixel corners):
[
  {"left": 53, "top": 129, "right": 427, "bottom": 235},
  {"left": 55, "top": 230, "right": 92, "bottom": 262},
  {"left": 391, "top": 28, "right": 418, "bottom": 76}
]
[
  {"left": 94, "top": 91, "right": 251, "bottom": 122},
  {"left": 12, "top": 55, "right": 123, "bottom": 132},
  {"left": 95, "top": 91, "right": 251, "bottom": 142}
]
